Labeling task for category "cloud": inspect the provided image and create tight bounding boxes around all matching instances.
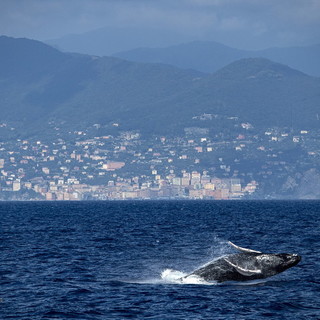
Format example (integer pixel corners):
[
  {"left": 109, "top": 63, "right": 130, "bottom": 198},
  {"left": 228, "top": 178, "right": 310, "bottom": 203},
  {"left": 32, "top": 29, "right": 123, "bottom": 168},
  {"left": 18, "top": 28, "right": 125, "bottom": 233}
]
[{"left": 0, "top": 0, "right": 319, "bottom": 49}]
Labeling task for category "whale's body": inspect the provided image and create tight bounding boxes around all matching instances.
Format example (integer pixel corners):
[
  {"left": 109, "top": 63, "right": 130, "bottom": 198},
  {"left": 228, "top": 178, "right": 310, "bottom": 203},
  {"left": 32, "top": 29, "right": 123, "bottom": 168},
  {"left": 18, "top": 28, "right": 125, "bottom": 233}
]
[{"left": 183, "top": 242, "right": 301, "bottom": 283}]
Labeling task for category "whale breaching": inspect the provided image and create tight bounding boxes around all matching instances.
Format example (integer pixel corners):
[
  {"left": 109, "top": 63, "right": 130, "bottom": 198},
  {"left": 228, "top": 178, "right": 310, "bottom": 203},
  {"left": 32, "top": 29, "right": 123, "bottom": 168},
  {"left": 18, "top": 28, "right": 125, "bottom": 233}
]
[{"left": 182, "top": 241, "right": 301, "bottom": 283}]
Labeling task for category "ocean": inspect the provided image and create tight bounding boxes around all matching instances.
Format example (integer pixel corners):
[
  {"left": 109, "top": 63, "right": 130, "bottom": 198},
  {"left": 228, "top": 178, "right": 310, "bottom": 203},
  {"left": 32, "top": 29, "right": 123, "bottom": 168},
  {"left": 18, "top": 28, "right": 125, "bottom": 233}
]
[{"left": 1, "top": 200, "right": 319, "bottom": 319}]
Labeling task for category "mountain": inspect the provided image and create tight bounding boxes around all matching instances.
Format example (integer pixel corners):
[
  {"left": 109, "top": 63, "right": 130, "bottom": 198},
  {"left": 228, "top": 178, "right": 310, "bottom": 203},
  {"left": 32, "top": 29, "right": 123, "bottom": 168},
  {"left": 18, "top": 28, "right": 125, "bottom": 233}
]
[
  {"left": 0, "top": 35, "right": 68, "bottom": 81},
  {"left": 259, "top": 44, "right": 320, "bottom": 77},
  {"left": 48, "top": 28, "right": 320, "bottom": 77},
  {"left": 0, "top": 36, "right": 319, "bottom": 138},
  {"left": 0, "top": 36, "right": 201, "bottom": 136},
  {"left": 114, "top": 41, "right": 320, "bottom": 77},
  {"left": 0, "top": 36, "right": 98, "bottom": 124},
  {"left": 140, "top": 58, "right": 320, "bottom": 133},
  {"left": 200, "top": 58, "right": 320, "bottom": 129},
  {"left": 47, "top": 26, "right": 193, "bottom": 56},
  {"left": 114, "top": 41, "right": 247, "bottom": 73}
]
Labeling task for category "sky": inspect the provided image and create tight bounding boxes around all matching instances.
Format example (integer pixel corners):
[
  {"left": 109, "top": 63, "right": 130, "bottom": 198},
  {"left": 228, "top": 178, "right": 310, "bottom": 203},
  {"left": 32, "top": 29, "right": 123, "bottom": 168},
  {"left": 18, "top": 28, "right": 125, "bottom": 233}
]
[{"left": 1, "top": 0, "right": 320, "bottom": 51}]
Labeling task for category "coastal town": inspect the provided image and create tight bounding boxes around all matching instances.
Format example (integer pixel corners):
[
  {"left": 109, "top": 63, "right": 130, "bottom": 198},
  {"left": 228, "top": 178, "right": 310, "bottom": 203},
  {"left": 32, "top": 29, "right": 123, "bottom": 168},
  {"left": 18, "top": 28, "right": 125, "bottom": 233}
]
[{"left": 0, "top": 113, "right": 319, "bottom": 200}]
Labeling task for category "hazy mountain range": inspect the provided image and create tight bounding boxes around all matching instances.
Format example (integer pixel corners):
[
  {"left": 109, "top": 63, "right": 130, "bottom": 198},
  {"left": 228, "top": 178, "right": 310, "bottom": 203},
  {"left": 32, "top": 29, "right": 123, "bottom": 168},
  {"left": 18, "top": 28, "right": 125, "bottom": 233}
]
[
  {"left": 47, "top": 26, "right": 193, "bottom": 57},
  {"left": 1, "top": 36, "right": 319, "bottom": 138},
  {"left": 48, "top": 30, "right": 320, "bottom": 77},
  {"left": 114, "top": 41, "right": 320, "bottom": 77}
]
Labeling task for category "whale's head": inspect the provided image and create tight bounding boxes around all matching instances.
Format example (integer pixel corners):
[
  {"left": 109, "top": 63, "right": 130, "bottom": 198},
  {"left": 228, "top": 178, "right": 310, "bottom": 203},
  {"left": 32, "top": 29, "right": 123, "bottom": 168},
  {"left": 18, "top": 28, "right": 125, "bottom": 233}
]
[{"left": 255, "top": 253, "right": 301, "bottom": 277}]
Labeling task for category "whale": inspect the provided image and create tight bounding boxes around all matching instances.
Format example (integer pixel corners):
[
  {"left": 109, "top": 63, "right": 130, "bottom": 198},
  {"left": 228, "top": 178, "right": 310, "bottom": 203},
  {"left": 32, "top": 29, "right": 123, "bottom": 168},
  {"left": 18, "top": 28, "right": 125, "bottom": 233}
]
[{"left": 183, "top": 241, "right": 301, "bottom": 283}]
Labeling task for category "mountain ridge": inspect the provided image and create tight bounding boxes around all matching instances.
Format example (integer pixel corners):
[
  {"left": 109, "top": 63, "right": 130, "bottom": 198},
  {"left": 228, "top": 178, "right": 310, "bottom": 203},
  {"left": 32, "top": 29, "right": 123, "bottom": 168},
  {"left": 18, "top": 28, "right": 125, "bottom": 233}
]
[
  {"left": 113, "top": 40, "right": 320, "bottom": 77},
  {"left": 0, "top": 36, "right": 319, "bottom": 138}
]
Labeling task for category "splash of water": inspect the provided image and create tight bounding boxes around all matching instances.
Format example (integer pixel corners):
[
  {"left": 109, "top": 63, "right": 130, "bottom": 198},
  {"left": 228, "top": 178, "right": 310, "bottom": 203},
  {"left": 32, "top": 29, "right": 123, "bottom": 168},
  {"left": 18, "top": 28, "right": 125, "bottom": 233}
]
[
  {"left": 124, "top": 269, "right": 216, "bottom": 285},
  {"left": 127, "top": 237, "right": 230, "bottom": 285},
  {"left": 160, "top": 269, "right": 216, "bottom": 285}
]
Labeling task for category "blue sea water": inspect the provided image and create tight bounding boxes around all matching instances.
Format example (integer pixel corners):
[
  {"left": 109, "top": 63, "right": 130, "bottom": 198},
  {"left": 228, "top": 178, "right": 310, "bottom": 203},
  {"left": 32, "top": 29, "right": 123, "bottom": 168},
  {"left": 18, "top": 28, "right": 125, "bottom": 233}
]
[{"left": 1, "top": 200, "right": 320, "bottom": 319}]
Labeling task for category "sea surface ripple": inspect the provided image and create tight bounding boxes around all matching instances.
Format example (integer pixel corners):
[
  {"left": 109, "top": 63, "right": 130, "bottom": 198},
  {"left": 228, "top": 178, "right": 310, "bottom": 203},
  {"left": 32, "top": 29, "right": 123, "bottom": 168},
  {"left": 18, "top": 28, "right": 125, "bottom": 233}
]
[{"left": 0, "top": 200, "right": 319, "bottom": 319}]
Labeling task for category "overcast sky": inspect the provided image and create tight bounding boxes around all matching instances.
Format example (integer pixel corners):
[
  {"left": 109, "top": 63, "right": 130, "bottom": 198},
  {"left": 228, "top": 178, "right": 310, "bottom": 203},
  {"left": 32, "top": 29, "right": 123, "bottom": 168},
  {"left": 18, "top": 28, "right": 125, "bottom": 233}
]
[{"left": 1, "top": 0, "right": 320, "bottom": 50}]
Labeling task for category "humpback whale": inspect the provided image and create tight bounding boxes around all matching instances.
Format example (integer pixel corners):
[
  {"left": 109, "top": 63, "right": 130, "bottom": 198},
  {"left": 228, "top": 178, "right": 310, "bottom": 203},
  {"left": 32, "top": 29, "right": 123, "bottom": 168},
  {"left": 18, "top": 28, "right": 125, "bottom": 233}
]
[{"left": 183, "top": 241, "right": 301, "bottom": 282}]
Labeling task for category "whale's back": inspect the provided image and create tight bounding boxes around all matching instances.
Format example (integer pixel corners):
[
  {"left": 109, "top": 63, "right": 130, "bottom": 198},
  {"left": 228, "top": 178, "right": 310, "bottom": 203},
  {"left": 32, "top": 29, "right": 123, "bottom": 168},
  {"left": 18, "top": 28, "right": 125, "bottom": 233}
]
[{"left": 187, "top": 253, "right": 258, "bottom": 282}]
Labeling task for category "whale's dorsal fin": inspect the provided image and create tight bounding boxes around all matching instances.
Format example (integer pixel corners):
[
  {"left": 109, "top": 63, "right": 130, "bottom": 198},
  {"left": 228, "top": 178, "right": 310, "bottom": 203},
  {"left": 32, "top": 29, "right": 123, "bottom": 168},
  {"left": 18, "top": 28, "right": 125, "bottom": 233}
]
[
  {"left": 228, "top": 241, "right": 261, "bottom": 254},
  {"left": 224, "top": 258, "right": 262, "bottom": 277}
]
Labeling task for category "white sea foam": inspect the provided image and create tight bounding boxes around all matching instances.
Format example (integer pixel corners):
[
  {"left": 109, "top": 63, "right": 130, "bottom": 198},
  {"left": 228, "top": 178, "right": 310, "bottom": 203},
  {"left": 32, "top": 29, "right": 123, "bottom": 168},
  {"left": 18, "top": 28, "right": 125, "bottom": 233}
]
[
  {"left": 160, "top": 268, "right": 216, "bottom": 285},
  {"left": 161, "top": 268, "right": 186, "bottom": 281},
  {"left": 125, "top": 269, "right": 215, "bottom": 285}
]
